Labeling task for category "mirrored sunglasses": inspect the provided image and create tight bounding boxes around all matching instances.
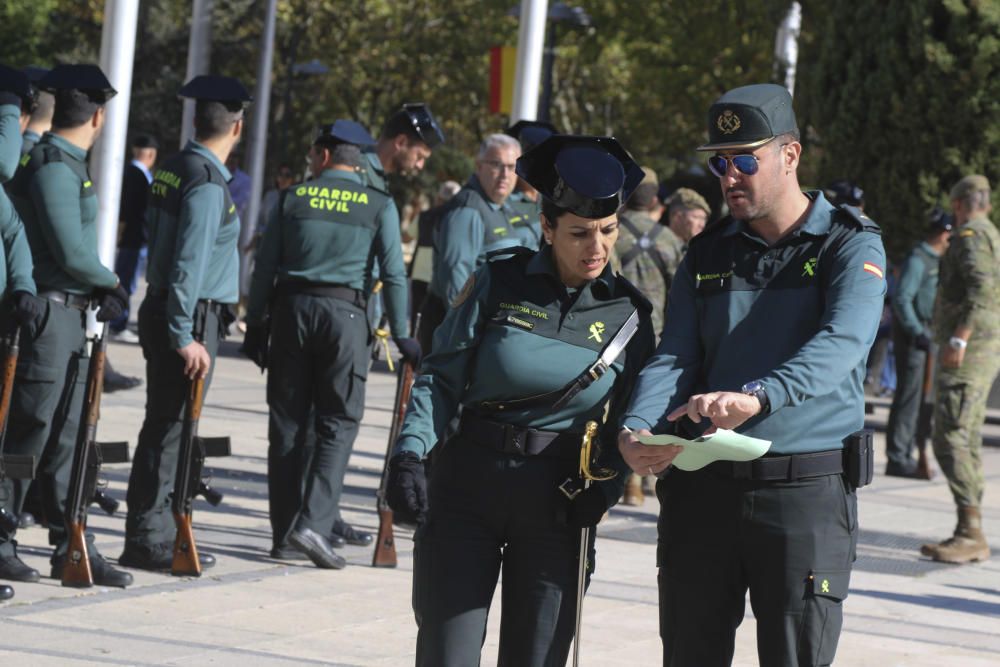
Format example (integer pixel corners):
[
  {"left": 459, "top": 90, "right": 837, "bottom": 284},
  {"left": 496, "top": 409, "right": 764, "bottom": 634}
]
[{"left": 707, "top": 154, "right": 759, "bottom": 178}]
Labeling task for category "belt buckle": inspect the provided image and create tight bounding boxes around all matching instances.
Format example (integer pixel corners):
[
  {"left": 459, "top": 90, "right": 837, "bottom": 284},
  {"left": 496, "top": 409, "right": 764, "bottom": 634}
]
[{"left": 731, "top": 461, "right": 752, "bottom": 480}]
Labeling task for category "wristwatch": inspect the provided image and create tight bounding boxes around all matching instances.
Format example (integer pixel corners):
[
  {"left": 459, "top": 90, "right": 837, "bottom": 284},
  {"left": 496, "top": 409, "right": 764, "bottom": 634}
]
[
  {"left": 948, "top": 336, "right": 968, "bottom": 350},
  {"left": 741, "top": 380, "right": 770, "bottom": 415}
]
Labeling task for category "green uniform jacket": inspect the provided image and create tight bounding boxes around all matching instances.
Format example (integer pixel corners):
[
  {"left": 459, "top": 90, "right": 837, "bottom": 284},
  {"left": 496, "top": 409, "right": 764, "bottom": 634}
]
[
  {"left": 430, "top": 175, "right": 521, "bottom": 304},
  {"left": 0, "top": 103, "right": 34, "bottom": 297},
  {"left": 933, "top": 216, "right": 1000, "bottom": 344},
  {"left": 624, "top": 193, "right": 886, "bottom": 455},
  {"left": 7, "top": 132, "right": 117, "bottom": 295},
  {"left": 361, "top": 147, "right": 389, "bottom": 194},
  {"left": 507, "top": 190, "right": 542, "bottom": 250},
  {"left": 246, "top": 168, "right": 409, "bottom": 336},
  {"left": 892, "top": 241, "right": 939, "bottom": 339},
  {"left": 20, "top": 129, "right": 41, "bottom": 156},
  {"left": 397, "top": 245, "right": 656, "bottom": 506},
  {"left": 612, "top": 209, "right": 683, "bottom": 335},
  {"left": 145, "top": 141, "right": 240, "bottom": 349}
]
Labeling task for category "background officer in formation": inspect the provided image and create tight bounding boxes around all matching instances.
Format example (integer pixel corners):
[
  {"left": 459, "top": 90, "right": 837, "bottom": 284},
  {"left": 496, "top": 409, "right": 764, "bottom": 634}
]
[
  {"left": 922, "top": 174, "right": 1000, "bottom": 564},
  {"left": 504, "top": 119, "right": 556, "bottom": 249},
  {"left": 619, "top": 83, "right": 886, "bottom": 665},
  {"left": 421, "top": 133, "right": 522, "bottom": 350},
  {"left": 243, "top": 120, "right": 419, "bottom": 567},
  {"left": 663, "top": 187, "right": 710, "bottom": 251},
  {"left": 119, "top": 75, "right": 250, "bottom": 572},
  {"left": 1, "top": 64, "right": 131, "bottom": 588},
  {"left": 885, "top": 206, "right": 952, "bottom": 478},
  {"left": 387, "top": 134, "right": 653, "bottom": 666},
  {"left": 362, "top": 103, "right": 444, "bottom": 195}
]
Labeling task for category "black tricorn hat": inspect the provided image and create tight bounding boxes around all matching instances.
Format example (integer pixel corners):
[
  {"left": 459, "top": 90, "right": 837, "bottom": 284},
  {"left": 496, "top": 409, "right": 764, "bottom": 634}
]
[
  {"left": 516, "top": 135, "right": 644, "bottom": 219},
  {"left": 505, "top": 120, "right": 557, "bottom": 153},
  {"left": 178, "top": 75, "right": 252, "bottom": 109},
  {"left": 315, "top": 119, "right": 375, "bottom": 146},
  {"left": 394, "top": 103, "right": 445, "bottom": 148},
  {"left": 0, "top": 64, "right": 32, "bottom": 106},
  {"left": 39, "top": 64, "right": 117, "bottom": 104}
]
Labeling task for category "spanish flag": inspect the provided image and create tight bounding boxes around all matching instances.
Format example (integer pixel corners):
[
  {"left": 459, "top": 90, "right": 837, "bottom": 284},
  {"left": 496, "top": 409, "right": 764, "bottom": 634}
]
[{"left": 489, "top": 46, "right": 517, "bottom": 114}]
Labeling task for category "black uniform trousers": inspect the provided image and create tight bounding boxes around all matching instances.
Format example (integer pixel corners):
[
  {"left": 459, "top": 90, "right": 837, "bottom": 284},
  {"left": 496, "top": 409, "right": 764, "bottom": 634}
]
[
  {"left": 0, "top": 299, "right": 90, "bottom": 561},
  {"left": 123, "top": 296, "right": 223, "bottom": 551},
  {"left": 656, "top": 465, "right": 857, "bottom": 667},
  {"left": 413, "top": 436, "right": 591, "bottom": 667},
  {"left": 266, "top": 293, "right": 369, "bottom": 548},
  {"left": 885, "top": 328, "right": 928, "bottom": 472}
]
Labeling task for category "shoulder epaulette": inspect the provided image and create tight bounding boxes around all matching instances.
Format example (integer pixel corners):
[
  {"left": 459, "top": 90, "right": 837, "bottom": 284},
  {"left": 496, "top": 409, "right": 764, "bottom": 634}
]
[
  {"left": 834, "top": 204, "right": 881, "bottom": 234},
  {"left": 615, "top": 273, "right": 653, "bottom": 313}
]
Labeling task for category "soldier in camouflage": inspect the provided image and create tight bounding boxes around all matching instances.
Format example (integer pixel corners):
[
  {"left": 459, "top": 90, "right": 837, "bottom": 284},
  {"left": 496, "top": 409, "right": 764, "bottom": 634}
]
[{"left": 922, "top": 174, "right": 1000, "bottom": 564}]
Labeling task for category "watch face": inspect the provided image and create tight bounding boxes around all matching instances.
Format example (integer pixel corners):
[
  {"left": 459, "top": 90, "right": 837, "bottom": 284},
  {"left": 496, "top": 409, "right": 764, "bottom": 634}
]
[{"left": 742, "top": 381, "right": 761, "bottom": 394}]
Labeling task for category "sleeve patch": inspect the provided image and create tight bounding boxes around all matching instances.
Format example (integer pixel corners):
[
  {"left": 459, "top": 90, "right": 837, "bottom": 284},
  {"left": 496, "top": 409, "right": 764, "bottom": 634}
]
[
  {"left": 863, "top": 262, "right": 884, "bottom": 279},
  {"left": 959, "top": 229, "right": 976, "bottom": 238}
]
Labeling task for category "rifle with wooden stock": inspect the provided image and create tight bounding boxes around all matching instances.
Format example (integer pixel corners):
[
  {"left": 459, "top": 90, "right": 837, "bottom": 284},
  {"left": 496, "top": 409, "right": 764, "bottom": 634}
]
[
  {"left": 171, "top": 316, "right": 229, "bottom": 577},
  {"left": 372, "top": 355, "right": 416, "bottom": 568},
  {"left": 62, "top": 324, "right": 130, "bottom": 587},
  {"left": 0, "top": 329, "right": 36, "bottom": 534}
]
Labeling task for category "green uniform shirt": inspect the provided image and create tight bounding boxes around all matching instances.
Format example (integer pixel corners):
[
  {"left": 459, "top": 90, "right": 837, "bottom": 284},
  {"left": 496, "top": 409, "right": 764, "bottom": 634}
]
[
  {"left": 892, "top": 241, "right": 939, "bottom": 339},
  {"left": 933, "top": 215, "right": 1000, "bottom": 343},
  {"left": 360, "top": 146, "right": 389, "bottom": 194},
  {"left": 430, "top": 175, "right": 521, "bottom": 304},
  {"left": 145, "top": 140, "right": 240, "bottom": 349},
  {"left": 507, "top": 190, "right": 542, "bottom": 250},
  {"left": 613, "top": 209, "right": 684, "bottom": 335},
  {"left": 397, "top": 245, "right": 655, "bottom": 505},
  {"left": 246, "top": 168, "right": 409, "bottom": 336},
  {"left": 0, "top": 104, "right": 34, "bottom": 297},
  {"left": 7, "top": 132, "right": 117, "bottom": 295},
  {"left": 624, "top": 192, "right": 886, "bottom": 455}
]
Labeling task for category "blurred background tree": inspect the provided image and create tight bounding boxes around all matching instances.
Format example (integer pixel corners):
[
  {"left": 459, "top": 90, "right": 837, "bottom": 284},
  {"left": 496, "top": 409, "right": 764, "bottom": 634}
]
[{"left": 2, "top": 0, "right": 997, "bottom": 258}]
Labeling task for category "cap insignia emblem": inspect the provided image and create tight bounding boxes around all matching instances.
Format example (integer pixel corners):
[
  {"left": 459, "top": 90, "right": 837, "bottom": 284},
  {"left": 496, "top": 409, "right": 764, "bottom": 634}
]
[{"left": 717, "top": 110, "right": 741, "bottom": 135}]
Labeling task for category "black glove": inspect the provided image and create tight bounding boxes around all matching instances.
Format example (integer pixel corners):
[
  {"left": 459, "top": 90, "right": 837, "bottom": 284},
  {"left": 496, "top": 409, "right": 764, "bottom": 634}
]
[
  {"left": 95, "top": 284, "right": 129, "bottom": 322},
  {"left": 11, "top": 291, "right": 44, "bottom": 327},
  {"left": 394, "top": 336, "right": 422, "bottom": 367},
  {"left": 240, "top": 324, "right": 269, "bottom": 372},
  {"left": 915, "top": 333, "right": 932, "bottom": 352},
  {"left": 567, "top": 484, "right": 611, "bottom": 529},
  {"left": 386, "top": 451, "right": 428, "bottom": 527}
]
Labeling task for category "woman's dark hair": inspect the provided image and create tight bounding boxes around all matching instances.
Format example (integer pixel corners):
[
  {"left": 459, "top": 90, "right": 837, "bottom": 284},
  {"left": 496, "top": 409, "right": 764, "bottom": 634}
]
[{"left": 541, "top": 198, "right": 570, "bottom": 228}]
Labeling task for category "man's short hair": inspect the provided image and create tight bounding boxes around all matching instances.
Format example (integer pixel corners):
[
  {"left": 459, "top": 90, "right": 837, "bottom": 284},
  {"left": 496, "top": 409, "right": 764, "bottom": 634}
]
[
  {"left": 668, "top": 188, "right": 711, "bottom": 218},
  {"left": 194, "top": 100, "right": 242, "bottom": 140},
  {"left": 51, "top": 89, "right": 101, "bottom": 129},
  {"left": 626, "top": 183, "right": 659, "bottom": 211},
  {"left": 30, "top": 90, "right": 54, "bottom": 125},
  {"left": 477, "top": 133, "right": 520, "bottom": 160},
  {"left": 327, "top": 143, "right": 363, "bottom": 168}
]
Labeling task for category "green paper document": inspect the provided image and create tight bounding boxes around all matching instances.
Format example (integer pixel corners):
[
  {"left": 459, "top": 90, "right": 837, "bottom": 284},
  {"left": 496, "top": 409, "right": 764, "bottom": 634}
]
[{"left": 637, "top": 429, "right": 772, "bottom": 471}]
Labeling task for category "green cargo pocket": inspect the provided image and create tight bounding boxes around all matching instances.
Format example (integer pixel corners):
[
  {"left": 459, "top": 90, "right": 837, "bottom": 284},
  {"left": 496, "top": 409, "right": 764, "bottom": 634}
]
[
  {"left": 939, "top": 382, "right": 969, "bottom": 431},
  {"left": 800, "top": 569, "right": 850, "bottom": 666}
]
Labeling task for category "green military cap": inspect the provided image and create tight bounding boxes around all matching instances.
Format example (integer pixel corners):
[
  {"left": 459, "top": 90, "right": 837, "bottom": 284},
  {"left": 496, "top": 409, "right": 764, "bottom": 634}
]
[
  {"left": 668, "top": 187, "right": 711, "bottom": 215},
  {"left": 697, "top": 83, "right": 797, "bottom": 152},
  {"left": 949, "top": 174, "right": 990, "bottom": 201}
]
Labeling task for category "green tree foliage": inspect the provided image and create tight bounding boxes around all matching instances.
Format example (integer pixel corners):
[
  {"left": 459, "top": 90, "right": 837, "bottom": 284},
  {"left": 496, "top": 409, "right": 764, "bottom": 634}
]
[{"left": 799, "top": 0, "right": 1000, "bottom": 258}]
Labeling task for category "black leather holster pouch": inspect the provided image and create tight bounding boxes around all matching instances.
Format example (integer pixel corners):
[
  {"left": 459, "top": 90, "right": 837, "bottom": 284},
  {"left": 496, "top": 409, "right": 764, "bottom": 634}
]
[{"left": 844, "top": 429, "right": 874, "bottom": 488}]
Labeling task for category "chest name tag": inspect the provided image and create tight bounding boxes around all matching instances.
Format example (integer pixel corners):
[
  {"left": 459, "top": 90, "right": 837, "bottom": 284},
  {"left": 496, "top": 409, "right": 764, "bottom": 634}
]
[{"left": 506, "top": 315, "right": 534, "bottom": 331}]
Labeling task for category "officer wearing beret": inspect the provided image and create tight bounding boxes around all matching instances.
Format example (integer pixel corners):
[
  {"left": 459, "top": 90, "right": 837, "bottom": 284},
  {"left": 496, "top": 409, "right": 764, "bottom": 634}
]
[
  {"left": 118, "top": 75, "right": 250, "bottom": 571},
  {"left": 361, "top": 103, "right": 444, "bottom": 195},
  {"left": 387, "top": 135, "right": 655, "bottom": 666},
  {"left": 922, "top": 174, "right": 1000, "bottom": 564},
  {"left": 505, "top": 119, "right": 556, "bottom": 249},
  {"left": 619, "top": 83, "right": 886, "bottom": 665},
  {"left": 2, "top": 64, "right": 132, "bottom": 588},
  {"left": 243, "top": 120, "right": 419, "bottom": 567},
  {"left": 885, "top": 207, "right": 952, "bottom": 478}
]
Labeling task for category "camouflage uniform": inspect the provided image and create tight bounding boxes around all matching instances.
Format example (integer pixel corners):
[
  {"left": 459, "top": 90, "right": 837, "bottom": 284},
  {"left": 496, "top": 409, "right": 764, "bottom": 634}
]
[
  {"left": 932, "top": 214, "right": 1000, "bottom": 508},
  {"left": 612, "top": 209, "right": 683, "bottom": 336}
]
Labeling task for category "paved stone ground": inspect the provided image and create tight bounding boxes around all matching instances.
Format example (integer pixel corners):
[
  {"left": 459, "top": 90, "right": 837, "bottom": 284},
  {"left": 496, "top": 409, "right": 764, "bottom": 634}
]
[{"left": 1, "top": 329, "right": 999, "bottom": 666}]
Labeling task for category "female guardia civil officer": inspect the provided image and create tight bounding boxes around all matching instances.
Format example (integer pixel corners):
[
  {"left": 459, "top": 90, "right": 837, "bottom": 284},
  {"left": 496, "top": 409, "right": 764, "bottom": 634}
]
[{"left": 385, "top": 135, "right": 655, "bottom": 667}]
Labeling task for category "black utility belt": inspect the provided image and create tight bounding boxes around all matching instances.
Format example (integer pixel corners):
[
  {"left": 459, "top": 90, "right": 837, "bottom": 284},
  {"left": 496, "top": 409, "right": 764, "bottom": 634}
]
[
  {"left": 707, "top": 449, "right": 844, "bottom": 482},
  {"left": 458, "top": 412, "right": 581, "bottom": 460},
  {"left": 38, "top": 290, "right": 91, "bottom": 310},
  {"left": 146, "top": 289, "right": 231, "bottom": 312},
  {"left": 277, "top": 282, "right": 366, "bottom": 309}
]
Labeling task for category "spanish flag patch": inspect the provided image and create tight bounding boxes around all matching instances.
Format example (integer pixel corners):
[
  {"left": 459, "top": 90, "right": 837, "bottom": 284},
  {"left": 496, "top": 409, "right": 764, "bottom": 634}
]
[{"left": 863, "top": 262, "right": 884, "bottom": 279}]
